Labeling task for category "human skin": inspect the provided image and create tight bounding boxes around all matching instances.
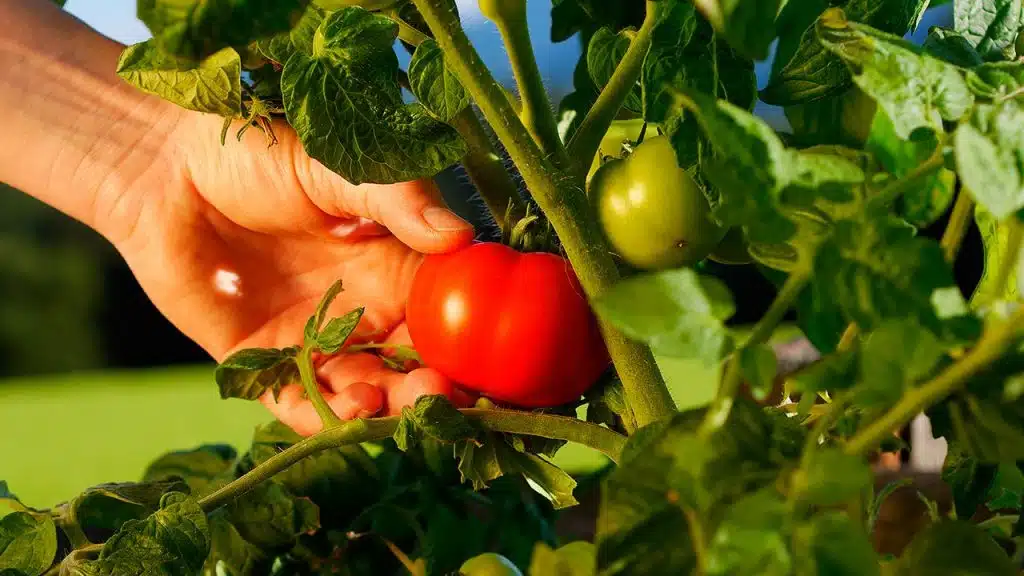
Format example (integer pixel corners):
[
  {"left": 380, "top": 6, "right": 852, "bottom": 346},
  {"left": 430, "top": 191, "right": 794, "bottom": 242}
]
[{"left": 0, "top": 0, "right": 476, "bottom": 435}]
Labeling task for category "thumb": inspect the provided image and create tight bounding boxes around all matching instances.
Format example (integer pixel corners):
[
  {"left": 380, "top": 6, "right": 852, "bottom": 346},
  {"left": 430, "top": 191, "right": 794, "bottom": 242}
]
[{"left": 301, "top": 158, "right": 475, "bottom": 253}]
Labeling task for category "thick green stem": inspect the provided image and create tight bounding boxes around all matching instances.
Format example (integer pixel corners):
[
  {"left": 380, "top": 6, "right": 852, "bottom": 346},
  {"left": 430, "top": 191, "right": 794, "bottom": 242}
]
[
  {"left": 700, "top": 272, "right": 810, "bottom": 435},
  {"left": 941, "top": 190, "right": 975, "bottom": 263},
  {"left": 870, "top": 151, "right": 948, "bottom": 209},
  {"left": 410, "top": 0, "right": 676, "bottom": 428},
  {"left": 199, "top": 409, "right": 628, "bottom": 513},
  {"left": 492, "top": 16, "right": 570, "bottom": 168},
  {"left": 297, "top": 346, "right": 342, "bottom": 429},
  {"left": 844, "top": 305, "right": 1024, "bottom": 456},
  {"left": 566, "top": 1, "right": 658, "bottom": 177},
  {"left": 451, "top": 109, "right": 527, "bottom": 232}
]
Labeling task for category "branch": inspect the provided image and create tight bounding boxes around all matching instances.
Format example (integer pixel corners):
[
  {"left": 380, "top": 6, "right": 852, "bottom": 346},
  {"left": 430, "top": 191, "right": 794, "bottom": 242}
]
[
  {"left": 297, "top": 346, "right": 342, "bottom": 429},
  {"left": 410, "top": 0, "right": 676, "bottom": 428},
  {"left": 941, "top": 189, "right": 975, "bottom": 263},
  {"left": 566, "top": 1, "right": 658, "bottom": 177},
  {"left": 199, "top": 409, "right": 628, "bottom": 513}
]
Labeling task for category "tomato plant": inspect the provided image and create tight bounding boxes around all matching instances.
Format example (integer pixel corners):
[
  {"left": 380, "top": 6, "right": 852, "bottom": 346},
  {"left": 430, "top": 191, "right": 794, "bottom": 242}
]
[
  {"left": 9, "top": 2, "right": 1024, "bottom": 576},
  {"left": 406, "top": 242, "right": 609, "bottom": 408},
  {"left": 459, "top": 552, "right": 523, "bottom": 576}
]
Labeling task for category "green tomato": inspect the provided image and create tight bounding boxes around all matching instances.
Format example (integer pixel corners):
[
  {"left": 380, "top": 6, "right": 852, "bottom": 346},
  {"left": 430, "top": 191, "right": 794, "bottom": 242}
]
[
  {"left": 459, "top": 553, "right": 523, "bottom": 576},
  {"left": 585, "top": 119, "right": 657, "bottom": 187},
  {"left": 590, "top": 135, "right": 727, "bottom": 270},
  {"left": 708, "top": 226, "right": 752, "bottom": 265}
]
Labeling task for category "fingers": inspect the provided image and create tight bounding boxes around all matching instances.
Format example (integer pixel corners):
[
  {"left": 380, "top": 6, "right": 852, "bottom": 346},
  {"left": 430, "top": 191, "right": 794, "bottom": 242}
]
[{"left": 300, "top": 160, "right": 475, "bottom": 253}]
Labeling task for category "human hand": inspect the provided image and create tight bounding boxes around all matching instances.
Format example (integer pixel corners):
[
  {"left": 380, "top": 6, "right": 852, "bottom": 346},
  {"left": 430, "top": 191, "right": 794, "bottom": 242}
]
[{"left": 106, "top": 108, "right": 477, "bottom": 435}]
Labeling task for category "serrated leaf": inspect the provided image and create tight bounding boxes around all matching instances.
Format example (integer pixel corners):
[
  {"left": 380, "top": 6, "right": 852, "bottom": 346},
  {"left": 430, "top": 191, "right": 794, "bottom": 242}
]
[
  {"left": 68, "top": 480, "right": 191, "bottom": 544},
  {"left": 593, "top": 268, "right": 735, "bottom": 364},
  {"left": 408, "top": 39, "right": 468, "bottom": 122},
  {"left": 795, "top": 449, "right": 872, "bottom": 508},
  {"left": 930, "top": 393, "right": 1024, "bottom": 462},
  {"left": 303, "top": 278, "right": 344, "bottom": 341},
  {"left": 923, "top": 26, "right": 986, "bottom": 67},
  {"left": 0, "top": 512, "right": 56, "bottom": 576},
  {"left": 116, "top": 41, "right": 242, "bottom": 116},
  {"left": 971, "top": 204, "right": 1022, "bottom": 308},
  {"left": 215, "top": 481, "right": 319, "bottom": 551},
  {"left": 214, "top": 347, "right": 300, "bottom": 401},
  {"left": 529, "top": 541, "right": 596, "bottom": 576},
  {"left": 705, "top": 489, "right": 791, "bottom": 576},
  {"left": 587, "top": 28, "right": 642, "bottom": 114},
  {"left": 70, "top": 492, "right": 209, "bottom": 576},
  {"left": 857, "top": 319, "right": 946, "bottom": 408},
  {"left": 315, "top": 308, "right": 363, "bottom": 354},
  {"left": 456, "top": 435, "right": 578, "bottom": 510},
  {"left": 818, "top": 8, "right": 974, "bottom": 139},
  {"left": 281, "top": 7, "right": 466, "bottom": 185},
  {"left": 955, "top": 100, "right": 1024, "bottom": 219},
  {"left": 967, "top": 62, "right": 1024, "bottom": 100},
  {"left": 762, "top": 0, "right": 923, "bottom": 105},
  {"left": 142, "top": 444, "right": 238, "bottom": 495},
  {"left": 954, "top": 0, "right": 1024, "bottom": 61},
  {"left": 138, "top": 0, "right": 309, "bottom": 62},
  {"left": 255, "top": 4, "right": 327, "bottom": 64},
  {"left": 393, "top": 394, "right": 478, "bottom": 451},
  {"left": 892, "top": 519, "right": 1016, "bottom": 575},
  {"left": 693, "top": 0, "right": 784, "bottom": 61}
]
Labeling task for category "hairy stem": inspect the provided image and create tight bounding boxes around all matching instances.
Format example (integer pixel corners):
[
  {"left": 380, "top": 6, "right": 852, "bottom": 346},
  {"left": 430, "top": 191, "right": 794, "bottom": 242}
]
[
  {"left": 700, "top": 272, "right": 810, "bottom": 435},
  {"left": 844, "top": 305, "right": 1024, "bottom": 456},
  {"left": 567, "top": 1, "right": 658, "bottom": 178},
  {"left": 297, "top": 346, "right": 342, "bottom": 429},
  {"left": 451, "top": 109, "right": 527, "bottom": 232},
  {"left": 411, "top": 0, "right": 676, "bottom": 428},
  {"left": 199, "top": 409, "right": 627, "bottom": 513},
  {"left": 941, "top": 190, "right": 975, "bottom": 263},
  {"left": 492, "top": 13, "right": 570, "bottom": 167}
]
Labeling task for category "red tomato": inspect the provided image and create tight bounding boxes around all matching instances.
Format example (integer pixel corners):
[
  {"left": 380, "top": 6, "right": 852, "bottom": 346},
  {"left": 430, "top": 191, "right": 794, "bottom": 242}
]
[{"left": 406, "top": 242, "right": 610, "bottom": 408}]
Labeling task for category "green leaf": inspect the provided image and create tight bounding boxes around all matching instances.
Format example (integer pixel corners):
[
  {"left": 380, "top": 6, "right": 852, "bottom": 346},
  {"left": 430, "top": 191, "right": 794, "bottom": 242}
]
[
  {"left": 587, "top": 28, "right": 643, "bottom": 114},
  {"left": 0, "top": 512, "right": 56, "bottom": 576},
  {"left": 761, "top": 0, "right": 924, "bottom": 105},
  {"left": 281, "top": 7, "right": 466, "bottom": 185},
  {"left": 303, "top": 278, "right": 344, "bottom": 341},
  {"left": 892, "top": 519, "right": 1016, "bottom": 575},
  {"left": 214, "top": 346, "right": 300, "bottom": 401},
  {"left": 929, "top": 393, "right": 1024, "bottom": 462},
  {"left": 593, "top": 268, "right": 735, "bottom": 364},
  {"left": 793, "top": 511, "right": 880, "bottom": 576},
  {"left": 985, "top": 462, "right": 1024, "bottom": 511},
  {"left": 214, "top": 481, "right": 319, "bottom": 550},
  {"left": 408, "top": 39, "right": 468, "bottom": 123},
  {"left": 203, "top": 515, "right": 266, "bottom": 576},
  {"left": 922, "top": 26, "right": 986, "bottom": 67},
  {"left": 693, "top": 0, "right": 784, "bottom": 61},
  {"left": 138, "top": 0, "right": 309, "bottom": 62},
  {"left": 955, "top": 100, "right": 1024, "bottom": 219},
  {"left": 456, "top": 435, "right": 578, "bottom": 510},
  {"left": 866, "top": 110, "right": 954, "bottom": 227},
  {"left": 971, "top": 205, "right": 1022, "bottom": 308},
  {"left": 529, "top": 541, "right": 596, "bottom": 576},
  {"left": 68, "top": 480, "right": 192, "bottom": 543},
  {"left": 393, "top": 394, "right": 479, "bottom": 451},
  {"left": 967, "top": 62, "right": 1024, "bottom": 101},
  {"left": 584, "top": 376, "right": 637, "bottom": 434},
  {"left": 315, "top": 308, "right": 363, "bottom": 354},
  {"left": 856, "top": 319, "right": 946, "bottom": 408},
  {"left": 794, "top": 449, "right": 872, "bottom": 508},
  {"left": 142, "top": 444, "right": 237, "bottom": 495},
  {"left": 116, "top": 41, "right": 242, "bottom": 116},
  {"left": 70, "top": 492, "right": 209, "bottom": 576},
  {"left": 255, "top": 4, "right": 327, "bottom": 64},
  {"left": 954, "top": 0, "right": 1024, "bottom": 61},
  {"left": 705, "top": 489, "right": 791, "bottom": 576},
  {"left": 818, "top": 8, "right": 974, "bottom": 139},
  {"left": 738, "top": 345, "right": 778, "bottom": 403},
  {"left": 789, "top": 347, "right": 859, "bottom": 395},
  {"left": 244, "top": 420, "right": 380, "bottom": 528}
]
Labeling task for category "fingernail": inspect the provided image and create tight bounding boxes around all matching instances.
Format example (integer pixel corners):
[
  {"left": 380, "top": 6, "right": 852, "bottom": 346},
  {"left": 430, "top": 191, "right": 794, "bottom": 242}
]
[{"left": 423, "top": 207, "right": 472, "bottom": 232}]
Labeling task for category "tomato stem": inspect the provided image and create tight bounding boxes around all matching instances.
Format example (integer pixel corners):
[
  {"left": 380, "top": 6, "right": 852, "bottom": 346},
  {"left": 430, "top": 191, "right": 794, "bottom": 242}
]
[
  {"left": 566, "top": 1, "right": 658, "bottom": 179},
  {"left": 297, "top": 345, "right": 343, "bottom": 430},
  {"left": 409, "top": 0, "right": 677, "bottom": 429},
  {"left": 844, "top": 304, "right": 1024, "bottom": 457},
  {"left": 699, "top": 272, "right": 810, "bottom": 436},
  {"left": 940, "top": 189, "right": 976, "bottom": 264},
  {"left": 198, "top": 409, "right": 627, "bottom": 513}
]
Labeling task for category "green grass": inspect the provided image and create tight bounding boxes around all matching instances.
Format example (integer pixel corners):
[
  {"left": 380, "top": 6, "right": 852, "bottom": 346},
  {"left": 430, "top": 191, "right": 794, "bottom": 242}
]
[{"left": 1, "top": 325, "right": 802, "bottom": 508}]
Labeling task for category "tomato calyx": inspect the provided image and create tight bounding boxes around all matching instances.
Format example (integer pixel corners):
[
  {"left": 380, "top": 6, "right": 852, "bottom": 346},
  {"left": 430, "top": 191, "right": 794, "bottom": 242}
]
[{"left": 500, "top": 203, "right": 558, "bottom": 254}]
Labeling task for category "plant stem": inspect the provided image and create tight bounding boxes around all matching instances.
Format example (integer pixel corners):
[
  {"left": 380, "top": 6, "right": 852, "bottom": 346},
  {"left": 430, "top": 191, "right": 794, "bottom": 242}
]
[
  {"left": 844, "top": 305, "right": 1024, "bottom": 457},
  {"left": 699, "top": 272, "right": 810, "bottom": 435},
  {"left": 199, "top": 409, "right": 627, "bottom": 513},
  {"left": 941, "top": 190, "right": 975, "bottom": 263},
  {"left": 991, "top": 216, "right": 1022, "bottom": 297},
  {"left": 836, "top": 323, "right": 860, "bottom": 352},
  {"left": 567, "top": 1, "right": 658, "bottom": 178},
  {"left": 451, "top": 108, "right": 527, "bottom": 232},
  {"left": 389, "top": 11, "right": 431, "bottom": 46},
  {"left": 297, "top": 346, "right": 342, "bottom": 429},
  {"left": 683, "top": 506, "right": 708, "bottom": 573},
  {"left": 491, "top": 12, "right": 570, "bottom": 168},
  {"left": 410, "top": 0, "right": 676, "bottom": 428},
  {"left": 870, "top": 150, "right": 948, "bottom": 209}
]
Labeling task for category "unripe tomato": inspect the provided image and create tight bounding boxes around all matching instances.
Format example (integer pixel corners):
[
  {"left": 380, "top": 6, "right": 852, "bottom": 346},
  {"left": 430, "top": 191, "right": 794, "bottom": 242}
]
[
  {"left": 459, "top": 553, "right": 523, "bottom": 576},
  {"left": 406, "top": 242, "right": 610, "bottom": 408},
  {"left": 590, "top": 135, "right": 727, "bottom": 270},
  {"left": 708, "top": 226, "right": 752, "bottom": 265},
  {"left": 585, "top": 119, "right": 653, "bottom": 187}
]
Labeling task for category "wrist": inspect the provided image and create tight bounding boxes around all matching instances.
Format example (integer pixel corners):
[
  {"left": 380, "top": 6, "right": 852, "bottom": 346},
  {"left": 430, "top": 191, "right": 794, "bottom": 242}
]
[{"left": 0, "top": 0, "right": 186, "bottom": 244}]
